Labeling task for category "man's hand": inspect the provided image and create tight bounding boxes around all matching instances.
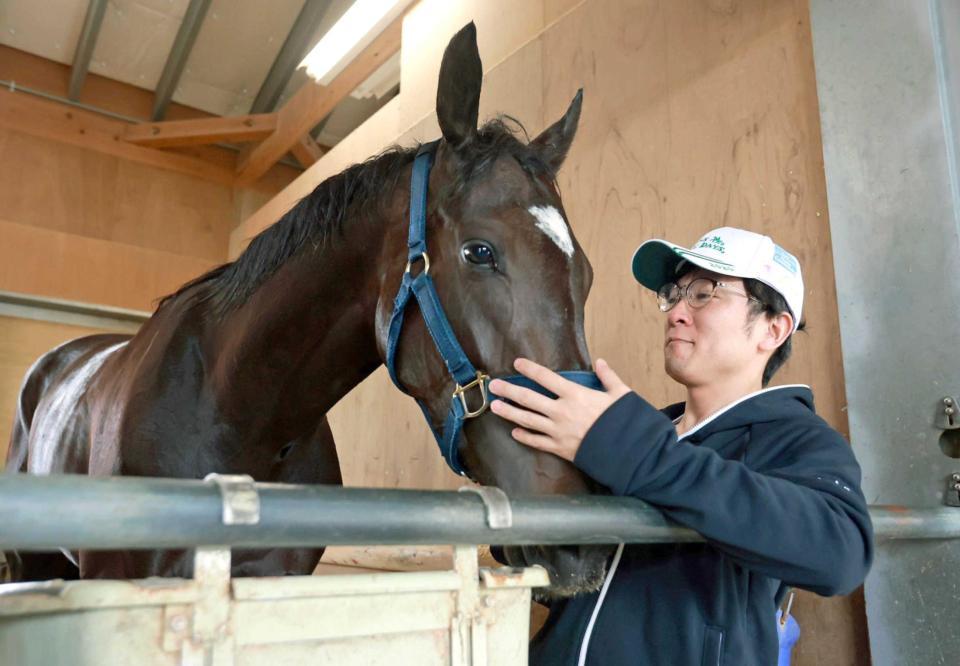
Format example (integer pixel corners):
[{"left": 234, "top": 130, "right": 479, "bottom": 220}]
[{"left": 488, "top": 358, "right": 631, "bottom": 462}]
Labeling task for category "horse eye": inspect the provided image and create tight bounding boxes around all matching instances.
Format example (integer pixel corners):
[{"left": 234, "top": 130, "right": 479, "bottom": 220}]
[{"left": 461, "top": 241, "right": 498, "bottom": 269}]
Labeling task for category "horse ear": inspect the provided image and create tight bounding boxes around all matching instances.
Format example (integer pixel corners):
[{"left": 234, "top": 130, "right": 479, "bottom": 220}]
[
  {"left": 436, "top": 22, "right": 482, "bottom": 150},
  {"left": 531, "top": 89, "right": 583, "bottom": 171}
]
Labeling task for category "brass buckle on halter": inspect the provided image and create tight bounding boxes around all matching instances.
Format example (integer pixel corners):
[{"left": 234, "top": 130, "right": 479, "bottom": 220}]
[
  {"left": 405, "top": 252, "right": 431, "bottom": 276},
  {"left": 453, "top": 371, "right": 491, "bottom": 418}
]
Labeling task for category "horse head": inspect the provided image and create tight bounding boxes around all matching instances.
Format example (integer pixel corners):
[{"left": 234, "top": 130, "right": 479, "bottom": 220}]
[{"left": 375, "top": 23, "right": 615, "bottom": 597}]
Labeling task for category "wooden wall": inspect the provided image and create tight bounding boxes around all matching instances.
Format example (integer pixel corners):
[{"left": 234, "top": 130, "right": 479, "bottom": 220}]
[{"left": 233, "top": 0, "right": 866, "bottom": 663}]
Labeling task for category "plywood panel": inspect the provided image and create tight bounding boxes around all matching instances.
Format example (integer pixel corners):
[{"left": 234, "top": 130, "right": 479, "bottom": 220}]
[
  {"left": 542, "top": 0, "right": 846, "bottom": 411},
  {"left": 0, "top": 219, "right": 217, "bottom": 312},
  {"left": 0, "top": 127, "right": 234, "bottom": 262},
  {"left": 545, "top": 0, "right": 585, "bottom": 24},
  {"left": 0, "top": 316, "right": 110, "bottom": 464}
]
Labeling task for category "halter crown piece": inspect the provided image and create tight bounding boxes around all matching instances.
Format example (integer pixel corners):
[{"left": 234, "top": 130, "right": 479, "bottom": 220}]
[{"left": 385, "top": 141, "right": 603, "bottom": 476}]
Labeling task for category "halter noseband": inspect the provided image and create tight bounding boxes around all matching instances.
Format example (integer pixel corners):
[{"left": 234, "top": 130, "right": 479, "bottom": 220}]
[{"left": 385, "top": 140, "right": 602, "bottom": 476}]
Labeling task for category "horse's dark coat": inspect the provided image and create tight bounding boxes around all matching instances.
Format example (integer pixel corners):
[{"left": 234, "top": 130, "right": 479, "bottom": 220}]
[{"left": 5, "top": 22, "right": 614, "bottom": 595}]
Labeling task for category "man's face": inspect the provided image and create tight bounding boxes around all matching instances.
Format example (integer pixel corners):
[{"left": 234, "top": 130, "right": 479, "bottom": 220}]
[{"left": 662, "top": 268, "right": 767, "bottom": 388}]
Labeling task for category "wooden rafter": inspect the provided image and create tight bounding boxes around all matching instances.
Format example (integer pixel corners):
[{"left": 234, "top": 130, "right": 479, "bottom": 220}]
[
  {"left": 235, "top": 13, "right": 403, "bottom": 187},
  {"left": 0, "top": 88, "right": 234, "bottom": 186},
  {"left": 290, "top": 135, "right": 327, "bottom": 167},
  {"left": 123, "top": 114, "right": 278, "bottom": 148},
  {"left": 0, "top": 88, "right": 299, "bottom": 192}
]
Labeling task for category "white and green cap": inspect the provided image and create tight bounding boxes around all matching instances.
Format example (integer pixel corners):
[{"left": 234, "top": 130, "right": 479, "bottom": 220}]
[{"left": 631, "top": 226, "right": 804, "bottom": 333}]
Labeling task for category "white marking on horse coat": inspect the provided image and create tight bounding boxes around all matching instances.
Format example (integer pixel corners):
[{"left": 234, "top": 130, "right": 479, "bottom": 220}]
[
  {"left": 60, "top": 548, "right": 79, "bottom": 569},
  {"left": 528, "top": 205, "right": 574, "bottom": 258},
  {"left": 30, "top": 342, "right": 127, "bottom": 474}
]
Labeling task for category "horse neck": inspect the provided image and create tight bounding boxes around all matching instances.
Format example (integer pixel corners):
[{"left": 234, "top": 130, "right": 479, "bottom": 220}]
[{"left": 206, "top": 202, "right": 402, "bottom": 429}]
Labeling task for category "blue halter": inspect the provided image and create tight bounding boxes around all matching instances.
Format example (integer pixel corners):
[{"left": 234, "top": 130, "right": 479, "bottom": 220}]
[{"left": 385, "top": 141, "right": 602, "bottom": 476}]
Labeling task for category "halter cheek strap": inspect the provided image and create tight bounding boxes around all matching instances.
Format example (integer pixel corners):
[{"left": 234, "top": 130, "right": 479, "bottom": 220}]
[
  {"left": 385, "top": 140, "right": 603, "bottom": 477},
  {"left": 385, "top": 141, "right": 486, "bottom": 475}
]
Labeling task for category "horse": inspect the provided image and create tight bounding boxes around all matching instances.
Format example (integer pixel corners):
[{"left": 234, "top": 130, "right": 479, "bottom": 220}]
[{"left": 4, "top": 22, "right": 615, "bottom": 598}]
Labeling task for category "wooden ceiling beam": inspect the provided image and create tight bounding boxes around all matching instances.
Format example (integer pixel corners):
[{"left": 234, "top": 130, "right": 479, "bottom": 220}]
[
  {"left": 234, "top": 13, "right": 403, "bottom": 187},
  {"left": 0, "top": 88, "right": 235, "bottom": 186},
  {"left": 123, "top": 113, "right": 278, "bottom": 148},
  {"left": 0, "top": 87, "right": 300, "bottom": 192},
  {"left": 290, "top": 135, "right": 327, "bottom": 167}
]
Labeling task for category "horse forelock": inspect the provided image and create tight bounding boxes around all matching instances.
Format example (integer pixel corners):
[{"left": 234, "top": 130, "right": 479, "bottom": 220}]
[{"left": 442, "top": 116, "right": 557, "bottom": 199}]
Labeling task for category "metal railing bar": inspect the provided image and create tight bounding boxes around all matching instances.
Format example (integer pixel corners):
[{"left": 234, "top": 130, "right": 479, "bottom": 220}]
[{"left": 0, "top": 474, "right": 953, "bottom": 551}]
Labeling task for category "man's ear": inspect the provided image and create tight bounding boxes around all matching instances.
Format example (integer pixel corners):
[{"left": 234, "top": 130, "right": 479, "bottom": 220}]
[{"left": 758, "top": 312, "right": 794, "bottom": 353}]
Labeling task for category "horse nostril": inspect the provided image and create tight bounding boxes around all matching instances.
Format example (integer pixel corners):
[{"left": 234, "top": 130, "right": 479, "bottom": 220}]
[{"left": 277, "top": 443, "right": 295, "bottom": 461}]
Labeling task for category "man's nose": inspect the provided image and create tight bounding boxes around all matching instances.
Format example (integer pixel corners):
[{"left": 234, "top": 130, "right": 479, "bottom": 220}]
[{"left": 666, "top": 298, "right": 693, "bottom": 327}]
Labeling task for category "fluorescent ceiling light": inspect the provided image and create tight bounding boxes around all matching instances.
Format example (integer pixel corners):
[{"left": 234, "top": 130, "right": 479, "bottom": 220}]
[{"left": 299, "top": 0, "right": 405, "bottom": 85}]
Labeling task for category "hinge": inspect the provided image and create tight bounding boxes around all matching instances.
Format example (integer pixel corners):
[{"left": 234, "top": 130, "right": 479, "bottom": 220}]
[
  {"left": 946, "top": 473, "right": 960, "bottom": 507},
  {"left": 934, "top": 396, "right": 960, "bottom": 430}
]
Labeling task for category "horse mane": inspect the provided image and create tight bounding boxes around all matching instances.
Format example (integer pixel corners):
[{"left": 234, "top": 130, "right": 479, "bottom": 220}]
[{"left": 157, "top": 116, "right": 554, "bottom": 318}]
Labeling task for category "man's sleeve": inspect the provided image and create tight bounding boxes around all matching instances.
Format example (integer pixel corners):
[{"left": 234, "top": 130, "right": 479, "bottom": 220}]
[{"left": 573, "top": 392, "right": 874, "bottom": 596}]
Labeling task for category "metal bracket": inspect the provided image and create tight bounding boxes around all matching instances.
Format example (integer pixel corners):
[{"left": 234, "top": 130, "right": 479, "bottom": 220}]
[
  {"left": 946, "top": 473, "right": 960, "bottom": 507},
  {"left": 459, "top": 486, "right": 513, "bottom": 529},
  {"left": 203, "top": 473, "right": 260, "bottom": 525},
  {"left": 934, "top": 396, "right": 960, "bottom": 430}
]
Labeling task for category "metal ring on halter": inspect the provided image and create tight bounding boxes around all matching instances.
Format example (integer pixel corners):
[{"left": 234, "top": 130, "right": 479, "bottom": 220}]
[
  {"left": 452, "top": 371, "right": 491, "bottom": 418},
  {"left": 404, "top": 252, "right": 431, "bottom": 276}
]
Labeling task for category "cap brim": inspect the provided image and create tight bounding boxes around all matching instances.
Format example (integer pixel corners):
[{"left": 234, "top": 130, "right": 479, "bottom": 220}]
[
  {"left": 632, "top": 239, "right": 744, "bottom": 291},
  {"left": 631, "top": 239, "right": 687, "bottom": 290}
]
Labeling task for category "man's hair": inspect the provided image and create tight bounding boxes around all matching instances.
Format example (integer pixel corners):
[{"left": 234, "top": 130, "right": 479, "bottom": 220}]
[
  {"left": 742, "top": 279, "right": 805, "bottom": 386},
  {"left": 674, "top": 262, "right": 805, "bottom": 386}
]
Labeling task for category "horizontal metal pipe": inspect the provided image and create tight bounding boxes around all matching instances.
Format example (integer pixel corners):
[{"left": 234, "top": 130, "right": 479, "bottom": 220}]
[{"left": 0, "top": 474, "right": 956, "bottom": 551}]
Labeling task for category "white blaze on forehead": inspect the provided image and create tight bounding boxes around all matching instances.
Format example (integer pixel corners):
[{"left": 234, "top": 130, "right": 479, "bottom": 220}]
[{"left": 528, "top": 205, "right": 574, "bottom": 258}]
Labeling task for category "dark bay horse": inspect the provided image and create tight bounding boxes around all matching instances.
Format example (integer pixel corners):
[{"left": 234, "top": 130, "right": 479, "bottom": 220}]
[{"left": 4, "top": 23, "right": 614, "bottom": 597}]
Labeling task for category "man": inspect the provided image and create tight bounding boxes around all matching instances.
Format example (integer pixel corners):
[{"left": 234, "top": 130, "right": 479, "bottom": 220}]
[{"left": 489, "top": 226, "right": 873, "bottom": 666}]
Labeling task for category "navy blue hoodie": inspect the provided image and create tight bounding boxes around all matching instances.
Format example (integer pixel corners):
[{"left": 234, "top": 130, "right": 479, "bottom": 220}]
[{"left": 530, "top": 385, "right": 873, "bottom": 666}]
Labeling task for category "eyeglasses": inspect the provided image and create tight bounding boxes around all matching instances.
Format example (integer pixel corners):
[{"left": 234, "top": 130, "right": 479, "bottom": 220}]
[{"left": 656, "top": 277, "right": 758, "bottom": 313}]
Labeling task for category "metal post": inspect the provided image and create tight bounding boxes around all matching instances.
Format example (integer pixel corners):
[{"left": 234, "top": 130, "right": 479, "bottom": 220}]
[
  {"left": 151, "top": 0, "right": 212, "bottom": 121},
  {"left": 68, "top": 0, "right": 108, "bottom": 101},
  {"left": 250, "top": 0, "right": 334, "bottom": 113}
]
